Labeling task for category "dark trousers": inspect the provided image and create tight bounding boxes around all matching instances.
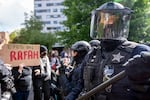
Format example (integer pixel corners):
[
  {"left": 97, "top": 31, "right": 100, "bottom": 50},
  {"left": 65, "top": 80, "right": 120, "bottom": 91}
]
[
  {"left": 12, "top": 91, "right": 29, "bottom": 100},
  {"left": 33, "top": 79, "right": 51, "bottom": 100}
]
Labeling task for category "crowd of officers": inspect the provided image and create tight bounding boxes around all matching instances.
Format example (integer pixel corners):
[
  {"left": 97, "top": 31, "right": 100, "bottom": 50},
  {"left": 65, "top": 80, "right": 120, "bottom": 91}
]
[{"left": 1, "top": 1, "right": 150, "bottom": 100}]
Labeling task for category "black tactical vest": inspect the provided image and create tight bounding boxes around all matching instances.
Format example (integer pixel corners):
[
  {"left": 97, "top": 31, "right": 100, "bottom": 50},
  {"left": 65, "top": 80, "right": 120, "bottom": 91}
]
[{"left": 83, "top": 41, "right": 138, "bottom": 100}]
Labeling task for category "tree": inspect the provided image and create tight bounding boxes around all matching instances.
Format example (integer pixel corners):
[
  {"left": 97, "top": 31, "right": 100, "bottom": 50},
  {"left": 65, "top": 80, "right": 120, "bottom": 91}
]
[
  {"left": 9, "top": 30, "right": 20, "bottom": 43},
  {"left": 57, "top": 0, "right": 110, "bottom": 47},
  {"left": 129, "top": 0, "right": 150, "bottom": 42},
  {"left": 12, "top": 13, "right": 57, "bottom": 49}
]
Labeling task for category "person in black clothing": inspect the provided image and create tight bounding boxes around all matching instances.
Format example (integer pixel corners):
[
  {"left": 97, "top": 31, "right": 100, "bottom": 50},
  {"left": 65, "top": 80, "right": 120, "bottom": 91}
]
[
  {"left": 12, "top": 64, "right": 32, "bottom": 100},
  {"left": 32, "top": 45, "right": 51, "bottom": 100},
  {"left": 58, "top": 41, "right": 91, "bottom": 100}
]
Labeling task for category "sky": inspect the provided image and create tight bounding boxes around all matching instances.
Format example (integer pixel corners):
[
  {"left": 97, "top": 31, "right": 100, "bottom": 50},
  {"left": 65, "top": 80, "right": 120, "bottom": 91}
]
[{"left": 0, "top": 0, "right": 34, "bottom": 33}]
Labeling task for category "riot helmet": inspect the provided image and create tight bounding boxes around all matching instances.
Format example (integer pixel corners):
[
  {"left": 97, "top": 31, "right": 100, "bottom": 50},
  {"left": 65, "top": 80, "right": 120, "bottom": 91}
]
[
  {"left": 71, "top": 41, "right": 91, "bottom": 64},
  {"left": 90, "top": 2, "right": 133, "bottom": 41},
  {"left": 89, "top": 39, "right": 100, "bottom": 47},
  {"left": 71, "top": 41, "right": 91, "bottom": 53}
]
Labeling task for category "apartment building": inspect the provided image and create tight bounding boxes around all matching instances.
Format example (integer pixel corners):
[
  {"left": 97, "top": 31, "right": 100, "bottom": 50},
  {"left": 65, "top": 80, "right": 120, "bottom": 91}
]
[{"left": 34, "top": 0, "right": 67, "bottom": 33}]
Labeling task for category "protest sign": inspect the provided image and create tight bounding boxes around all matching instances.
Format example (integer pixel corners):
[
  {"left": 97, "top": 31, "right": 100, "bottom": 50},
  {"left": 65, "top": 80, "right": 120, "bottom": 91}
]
[{"left": 0, "top": 44, "right": 40, "bottom": 66}]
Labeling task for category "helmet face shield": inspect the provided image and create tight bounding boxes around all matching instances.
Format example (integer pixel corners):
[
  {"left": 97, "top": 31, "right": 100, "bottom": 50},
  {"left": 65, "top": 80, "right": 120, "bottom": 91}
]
[{"left": 90, "top": 9, "right": 131, "bottom": 40}]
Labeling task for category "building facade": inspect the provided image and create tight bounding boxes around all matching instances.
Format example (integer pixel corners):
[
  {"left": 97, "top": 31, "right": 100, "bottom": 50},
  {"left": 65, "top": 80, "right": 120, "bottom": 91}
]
[{"left": 34, "top": 0, "right": 67, "bottom": 33}]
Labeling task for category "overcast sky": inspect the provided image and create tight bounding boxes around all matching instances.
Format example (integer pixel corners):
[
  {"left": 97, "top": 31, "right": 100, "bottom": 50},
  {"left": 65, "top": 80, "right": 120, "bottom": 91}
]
[{"left": 0, "top": 0, "right": 34, "bottom": 33}]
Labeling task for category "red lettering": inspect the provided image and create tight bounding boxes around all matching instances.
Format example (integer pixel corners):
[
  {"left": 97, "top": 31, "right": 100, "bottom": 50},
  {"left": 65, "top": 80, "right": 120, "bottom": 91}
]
[
  {"left": 33, "top": 51, "right": 39, "bottom": 59},
  {"left": 10, "top": 50, "right": 39, "bottom": 61},
  {"left": 24, "top": 51, "right": 28, "bottom": 60},
  {"left": 28, "top": 50, "right": 32, "bottom": 59},
  {"left": 10, "top": 51, "right": 16, "bottom": 61},
  {"left": 18, "top": 51, "right": 23, "bottom": 60}
]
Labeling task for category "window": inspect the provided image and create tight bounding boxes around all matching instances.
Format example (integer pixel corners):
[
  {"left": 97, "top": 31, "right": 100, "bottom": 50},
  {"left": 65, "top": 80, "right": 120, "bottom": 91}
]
[
  {"left": 46, "top": 3, "right": 53, "bottom": 6},
  {"left": 57, "top": 15, "right": 61, "bottom": 17},
  {"left": 46, "top": 2, "right": 63, "bottom": 6},
  {"left": 60, "top": 8, "right": 64, "bottom": 12},
  {"left": 56, "top": 27, "right": 61, "bottom": 30},
  {"left": 47, "top": 27, "right": 61, "bottom": 30},
  {"left": 54, "top": 3, "right": 63, "bottom": 6},
  {"left": 48, "top": 15, "right": 61, "bottom": 18},
  {"left": 36, "top": 16, "right": 42, "bottom": 19},
  {"left": 35, "top": 9, "right": 50, "bottom": 13},
  {"left": 47, "top": 27, "right": 53, "bottom": 30},
  {"left": 43, "top": 21, "right": 51, "bottom": 24},
  {"left": 46, "top": 15, "right": 51, "bottom": 19},
  {"left": 53, "top": 21, "right": 58, "bottom": 24},
  {"left": 53, "top": 8, "right": 58, "bottom": 12},
  {"left": 34, "top": 4, "right": 42, "bottom": 7}
]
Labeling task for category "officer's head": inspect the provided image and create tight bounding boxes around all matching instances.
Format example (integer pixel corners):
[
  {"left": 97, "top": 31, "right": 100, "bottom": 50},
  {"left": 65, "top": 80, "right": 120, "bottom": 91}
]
[
  {"left": 90, "top": 2, "right": 132, "bottom": 41},
  {"left": 89, "top": 39, "right": 100, "bottom": 48},
  {"left": 40, "top": 45, "right": 48, "bottom": 58},
  {"left": 71, "top": 41, "right": 91, "bottom": 58}
]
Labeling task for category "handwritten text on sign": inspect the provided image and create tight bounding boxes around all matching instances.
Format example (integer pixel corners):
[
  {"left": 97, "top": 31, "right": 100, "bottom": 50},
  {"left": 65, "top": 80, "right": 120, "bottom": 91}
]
[{"left": 0, "top": 44, "right": 40, "bottom": 66}]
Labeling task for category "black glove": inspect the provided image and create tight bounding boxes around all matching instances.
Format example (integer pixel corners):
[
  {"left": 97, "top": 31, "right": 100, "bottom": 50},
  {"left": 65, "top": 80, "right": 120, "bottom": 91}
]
[{"left": 125, "top": 51, "right": 150, "bottom": 83}]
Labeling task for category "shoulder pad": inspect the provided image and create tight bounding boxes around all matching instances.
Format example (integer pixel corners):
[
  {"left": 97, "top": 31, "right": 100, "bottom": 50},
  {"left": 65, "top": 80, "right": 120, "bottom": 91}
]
[{"left": 118, "top": 41, "right": 139, "bottom": 53}]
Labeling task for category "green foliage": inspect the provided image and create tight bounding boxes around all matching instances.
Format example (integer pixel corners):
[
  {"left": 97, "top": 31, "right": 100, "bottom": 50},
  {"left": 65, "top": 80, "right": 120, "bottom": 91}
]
[
  {"left": 114, "top": 0, "right": 136, "bottom": 8},
  {"left": 11, "top": 13, "right": 57, "bottom": 50},
  {"left": 129, "top": 0, "right": 150, "bottom": 42},
  {"left": 9, "top": 30, "right": 20, "bottom": 43},
  {"left": 58, "top": 0, "right": 110, "bottom": 47}
]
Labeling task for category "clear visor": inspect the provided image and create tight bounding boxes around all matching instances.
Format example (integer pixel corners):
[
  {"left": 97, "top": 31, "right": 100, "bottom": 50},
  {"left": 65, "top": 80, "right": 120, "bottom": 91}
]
[{"left": 90, "top": 10, "right": 131, "bottom": 40}]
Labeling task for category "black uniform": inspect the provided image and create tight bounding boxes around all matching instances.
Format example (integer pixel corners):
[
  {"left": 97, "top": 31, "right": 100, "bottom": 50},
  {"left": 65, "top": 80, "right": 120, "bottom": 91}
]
[
  {"left": 58, "top": 41, "right": 91, "bottom": 100},
  {"left": 82, "top": 1, "right": 150, "bottom": 100},
  {"left": 83, "top": 41, "right": 150, "bottom": 100}
]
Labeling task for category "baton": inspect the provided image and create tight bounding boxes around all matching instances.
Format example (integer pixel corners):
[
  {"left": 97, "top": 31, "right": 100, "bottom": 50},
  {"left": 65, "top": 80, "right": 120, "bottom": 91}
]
[{"left": 77, "top": 70, "right": 126, "bottom": 100}]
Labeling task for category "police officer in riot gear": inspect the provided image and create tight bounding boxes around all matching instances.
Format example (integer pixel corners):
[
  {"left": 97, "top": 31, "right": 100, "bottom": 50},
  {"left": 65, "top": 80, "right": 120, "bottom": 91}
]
[
  {"left": 83, "top": 1, "right": 150, "bottom": 100},
  {"left": 58, "top": 41, "right": 91, "bottom": 100}
]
